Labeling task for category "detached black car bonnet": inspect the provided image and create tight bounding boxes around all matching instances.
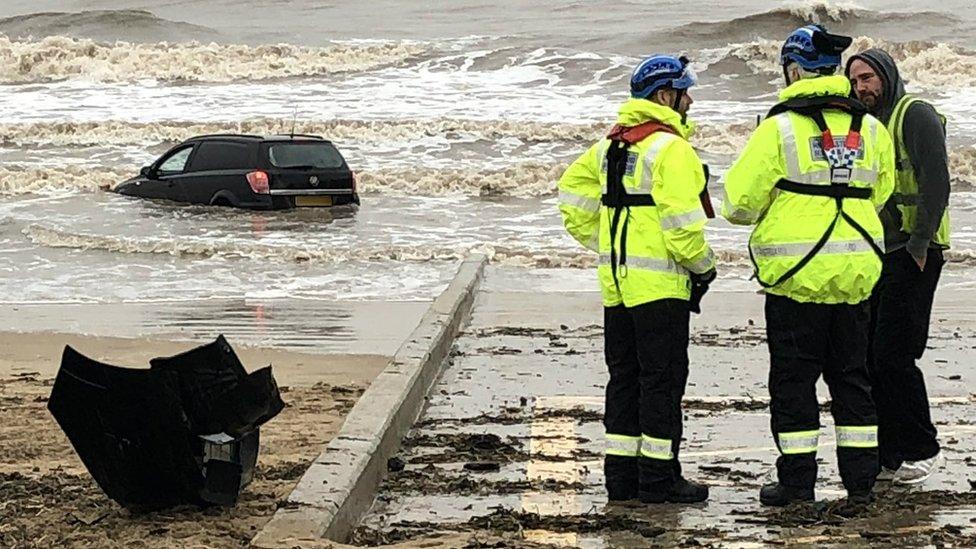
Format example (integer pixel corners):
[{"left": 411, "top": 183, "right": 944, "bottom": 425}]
[{"left": 47, "top": 335, "right": 285, "bottom": 509}]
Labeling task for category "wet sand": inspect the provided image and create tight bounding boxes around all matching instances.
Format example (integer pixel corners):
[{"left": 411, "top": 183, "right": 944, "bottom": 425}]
[
  {"left": 357, "top": 267, "right": 976, "bottom": 548},
  {"left": 0, "top": 307, "right": 403, "bottom": 547}
]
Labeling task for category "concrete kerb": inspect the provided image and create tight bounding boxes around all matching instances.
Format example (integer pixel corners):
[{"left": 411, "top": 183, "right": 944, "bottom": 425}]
[{"left": 252, "top": 254, "right": 487, "bottom": 548}]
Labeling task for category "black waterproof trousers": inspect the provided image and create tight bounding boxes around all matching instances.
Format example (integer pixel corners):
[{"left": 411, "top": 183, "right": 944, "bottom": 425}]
[
  {"left": 868, "top": 248, "right": 944, "bottom": 468},
  {"left": 603, "top": 299, "right": 690, "bottom": 500},
  {"left": 766, "top": 294, "right": 879, "bottom": 494}
]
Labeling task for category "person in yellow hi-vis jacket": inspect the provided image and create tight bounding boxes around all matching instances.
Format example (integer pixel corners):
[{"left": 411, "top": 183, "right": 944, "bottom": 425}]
[
  {"left": 722, "top": 25, "right": 895, "bottom": 507},
  {"left": 559, "top": 54, "right": 716, "bottom": 504}
]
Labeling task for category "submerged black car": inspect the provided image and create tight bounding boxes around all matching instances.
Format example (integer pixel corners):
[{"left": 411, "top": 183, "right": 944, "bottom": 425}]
[{"left": 115, "top": 134, "right": 359, "bottom": 209}]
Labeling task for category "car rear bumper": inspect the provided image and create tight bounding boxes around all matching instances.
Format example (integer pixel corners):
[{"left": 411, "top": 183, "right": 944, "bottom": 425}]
[
  {"left": 268, "top": 189, "right": 354, "bottom": 196},
  {"left": 267, "top": 192, "right": 359, "bottom": 209}
]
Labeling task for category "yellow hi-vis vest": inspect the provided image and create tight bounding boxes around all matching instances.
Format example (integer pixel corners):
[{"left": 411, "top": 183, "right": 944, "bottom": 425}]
[
  {"left": 558, "top": 99, "right": 715, "bottom": 308},
  {"left": 723, "top": 76, "right": 895, "bottom": 305},
  {"left": 888, "top": 94, "right": 951, "bottom": 248}
]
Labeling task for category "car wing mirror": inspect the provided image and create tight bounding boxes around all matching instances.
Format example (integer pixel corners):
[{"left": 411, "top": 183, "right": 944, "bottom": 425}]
[{"left": 140, "top": 166, "right": 156, "bottom": 179}]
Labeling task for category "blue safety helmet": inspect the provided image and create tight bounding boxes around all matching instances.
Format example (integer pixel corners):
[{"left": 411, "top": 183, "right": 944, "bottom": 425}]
[
  {"left": 780, "top": 25, "right": 853, "bottom": 72},
  {"left": 630, "top": 55, "right": 697, "bottom": 99}
]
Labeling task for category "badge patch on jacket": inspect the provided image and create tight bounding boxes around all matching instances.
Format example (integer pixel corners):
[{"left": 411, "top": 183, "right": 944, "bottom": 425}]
[
  {"left": 809, "top": 137, "right": 865, "bottom": 161},
  {"left": 600, "top": 152, "right": 639, "bottom": 176}
]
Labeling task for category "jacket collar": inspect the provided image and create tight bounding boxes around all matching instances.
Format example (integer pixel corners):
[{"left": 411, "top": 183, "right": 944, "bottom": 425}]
[
  {"left": 616, "top": 98, "right": 695, "bottom": 139},
  {"left": 778, "top": 75, "right": 852, "bottom": 102}
]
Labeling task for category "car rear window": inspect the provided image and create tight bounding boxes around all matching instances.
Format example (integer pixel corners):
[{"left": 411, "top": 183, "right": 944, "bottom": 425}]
[
  {"left": 267, "top": 143, "right": 345, "bottom": 169},
  {"left": 187, "top": 141, "right": 253, "bottom": 172}
]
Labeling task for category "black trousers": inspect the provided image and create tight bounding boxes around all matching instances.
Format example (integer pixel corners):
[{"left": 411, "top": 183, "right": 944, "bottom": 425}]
[
  {"left": 604, "top": 300, "right": 689, "bottom": 498},
  {"left": 766, "top": 294, "right": 879, "bottom": 494},
  {"left": 868, "top": 248, "right": 944, "bottom": 468}
]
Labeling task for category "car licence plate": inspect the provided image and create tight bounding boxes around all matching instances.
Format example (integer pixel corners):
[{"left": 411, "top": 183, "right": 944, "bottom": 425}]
[{"left": 295, "top": 195, "right": 333, "bottom": 207}]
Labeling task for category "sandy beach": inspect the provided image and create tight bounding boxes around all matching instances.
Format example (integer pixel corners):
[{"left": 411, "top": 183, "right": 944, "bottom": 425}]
[{"left": 0, "top": 330, "right": 390, "bottom": 548}]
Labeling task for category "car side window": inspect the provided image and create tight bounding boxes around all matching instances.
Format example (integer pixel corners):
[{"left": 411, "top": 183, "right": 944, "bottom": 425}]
[
  {"left": 158, "top": 147, "right": 194, "bottom": 174},
  {"left": 187, "top": 141, "right": 253, "bottom": 173}
]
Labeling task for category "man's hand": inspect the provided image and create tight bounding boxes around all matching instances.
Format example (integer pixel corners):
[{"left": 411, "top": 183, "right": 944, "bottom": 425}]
[{"left": 688, "top": 268, "right": 717, "bottom": 314}]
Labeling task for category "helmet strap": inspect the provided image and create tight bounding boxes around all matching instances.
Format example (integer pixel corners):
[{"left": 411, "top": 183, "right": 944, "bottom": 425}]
[{"left": 672, "top": 88, "right": 686, "bottom": 123}]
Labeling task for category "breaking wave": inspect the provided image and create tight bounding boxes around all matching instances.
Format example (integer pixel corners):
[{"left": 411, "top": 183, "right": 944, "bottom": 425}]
[
  {"left": 2, "top": 145, "right": 973, "bottom": 199},
  {"left": 20, "top": 224, "right": 976, "bottom": 269},
  {"left": 358, "top": 163, "right": 563, "bottom": 197},
  {"left": 719, "top": 36, "right": 976, "bottom": 89},
  {"left": 0, "top": 10, "right": 217, "bottom": 43},
  {"left": 672, "top": 2, "right": 955, "bottom": 47},
  {"left": 0, "top": 118, "right": 757, "bottom": 158},
  {"left": 21, "top": 224, "right": 759, "bottom": 269},
  {"left": 0, "top": 163, "right": 564, "bottom": 198},
  {"left": 0, "top": 118, "right": 609, "bottom": 147},
  {"left": 0, "top": 166, "right": 127, "bottom": 195},
  {"left": 0, "top": 35, "right": 425, "bottom": 83},
  {"left": 22, "top": 224, "right": 595, "bottom": 268},
  {"left": 950, "top": 146, "right": 976, "bottom": 190}
]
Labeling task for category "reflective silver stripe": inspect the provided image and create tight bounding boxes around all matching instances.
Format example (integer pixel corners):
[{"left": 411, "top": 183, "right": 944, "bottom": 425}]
[
  {"left": 777, "top": 114, "right": 802, "bottom": 180},
  {"left": 640, "top": 435, "right": 674, "bottom": 460},
  {"left": 778, "top": 430, "right": 819, "bottom": 455},
  {"left": 598, "top": 140, "right": 610, "bottom": 167},
  {"left": 866, "top": 115, "right": 881, "bottom": 175},
  {"left": 836, "top": 425, "right": 878, "bottom": 448},
  {"left": 752, "top": 238, "right": 883, "bottom": 258},
  {"left": 634, "top": 133, "right": 678, "bottom": 195},
  {"left": 558, "top": 190, "right": 601, "bottom": 213},
  {"left": 660, "top": 208, "right": 707, "bottom": 230},
  {"left": 599, "top": 254, "right": 687, "bottom": 275},
  {"left": 598, "top": 140, "right": 611, "bottom": 194},
  {"left": 685, "top": 247, "right": 716, "bottom": 274},
  {"left": 606, "top": 434, "right": 641, "bottom": 457}
]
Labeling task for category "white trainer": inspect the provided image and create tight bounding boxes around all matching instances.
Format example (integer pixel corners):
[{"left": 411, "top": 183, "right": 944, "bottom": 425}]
[
  {"left": 893, "top": 452, "right": 943, "bottom": 485},
  {"left": 876, "top": 466, "right": 899, "bottom": 482}
]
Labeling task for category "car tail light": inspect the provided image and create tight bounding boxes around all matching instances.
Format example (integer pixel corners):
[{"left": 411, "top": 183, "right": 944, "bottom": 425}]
[
  {"left": 351, "top": 171, "right": 357, "bottom": 194},
  {"left": 246, "top": 171, "right": 269, "bottom": 194}
]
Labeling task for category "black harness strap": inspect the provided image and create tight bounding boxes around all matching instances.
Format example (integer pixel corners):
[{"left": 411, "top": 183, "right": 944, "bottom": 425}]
[
  {"left": 750, "top": 95, "right": 883, "bottom": 289},
  {"left": 603, "top": 141, "right": 631, "bottom": 290},
  {"left": 767, "top": 95, "right": 869, "bottom": 119},
  {"left": 775, "top": 180, "right": 871, "bottom": 199}
]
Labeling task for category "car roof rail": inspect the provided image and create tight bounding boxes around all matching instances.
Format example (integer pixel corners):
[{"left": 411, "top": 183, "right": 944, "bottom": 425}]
[
  {"left": 269, "top": 133, "right": 324, "bottom": 140},
  {"left": 188, "top": 133, "right": 263, "bottom": 141}
]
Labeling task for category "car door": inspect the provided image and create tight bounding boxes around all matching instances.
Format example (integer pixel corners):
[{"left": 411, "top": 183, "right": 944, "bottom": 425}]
[
  {"left": 180, "top": 141, "right": 256, "bottom": 205},
  {"left": 140, "top": 145, "right": 194, "bottom": 202}
]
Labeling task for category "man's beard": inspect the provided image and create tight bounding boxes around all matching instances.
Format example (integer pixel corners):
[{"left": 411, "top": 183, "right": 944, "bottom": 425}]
[{"left": 859, "top": 92, "right": 880, "bottom": 111}]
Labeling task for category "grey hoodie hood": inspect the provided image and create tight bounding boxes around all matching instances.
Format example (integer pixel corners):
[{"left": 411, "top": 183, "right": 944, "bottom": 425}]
[{"left": 845, "top": 48, "right": 905, "bottom": 124}]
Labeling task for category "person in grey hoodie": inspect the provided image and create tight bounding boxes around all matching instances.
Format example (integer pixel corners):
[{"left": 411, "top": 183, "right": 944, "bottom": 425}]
[{"left": 846, "top": 49, "right": 950, "bottom": 485}]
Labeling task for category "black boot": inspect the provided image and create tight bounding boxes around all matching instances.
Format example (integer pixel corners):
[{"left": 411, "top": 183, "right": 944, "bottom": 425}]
[
  {"left": 605, "top": 456, "right": 639, "bottom": 502},
  {"left": 759, "top": 482, "right": 814, "bottom": 506},
  {"left": 666, "top": 477, "right": 709, "bottom": 503},
  {"left": 639, "top": 477, "right": 708, "bottom": 504},
  {"left": 638, "top": 483, "right": 669, "bottom": 504},
  {"left": 847, "top": 491, "right": 873, "bottom": 506}
]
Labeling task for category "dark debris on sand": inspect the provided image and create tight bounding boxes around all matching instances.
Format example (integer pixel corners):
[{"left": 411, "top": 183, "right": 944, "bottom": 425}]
[
  {"left": 383, "top": 464, "right": 590, "bottom": 496},
  {"left": 402, "top": 432, "right": 601, "bottom": 465}
]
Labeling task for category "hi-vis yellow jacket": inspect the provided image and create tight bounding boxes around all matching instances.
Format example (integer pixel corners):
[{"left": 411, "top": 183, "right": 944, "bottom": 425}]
[
  {"left": 722, "top": 75, "right": 895, "bottom": 304},
  {"left": 558, "top": 99, "right": 715, "bottom": 308}
]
